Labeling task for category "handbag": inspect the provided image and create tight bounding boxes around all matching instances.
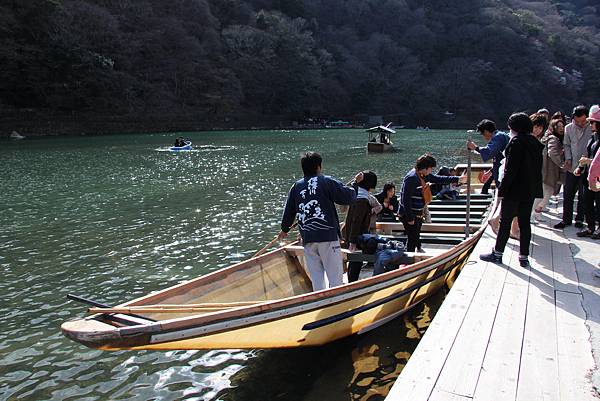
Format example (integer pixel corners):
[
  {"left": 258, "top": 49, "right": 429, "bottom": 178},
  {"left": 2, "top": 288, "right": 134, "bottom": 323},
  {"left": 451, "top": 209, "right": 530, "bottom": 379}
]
[
  {"left": 478, "top": 169, "right": 492, "bottom": 183},
  {"left": 419, "top": 176, "right": 433, "bottom": 205}
]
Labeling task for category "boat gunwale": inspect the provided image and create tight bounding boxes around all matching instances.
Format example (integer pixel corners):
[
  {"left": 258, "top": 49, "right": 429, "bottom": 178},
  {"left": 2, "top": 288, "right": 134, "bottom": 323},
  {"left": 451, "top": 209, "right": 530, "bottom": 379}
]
[
  {"left": 147, "top": 248, "right": 473, "bottom": 345},
  {"left": 152, "top": 227, "right": 484, "bottom": 332}
]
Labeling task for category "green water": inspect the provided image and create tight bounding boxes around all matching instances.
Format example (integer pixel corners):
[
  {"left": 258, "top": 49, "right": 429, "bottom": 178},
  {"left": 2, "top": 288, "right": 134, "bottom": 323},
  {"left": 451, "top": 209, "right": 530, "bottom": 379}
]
[{"left": 0, "top": 129, "right": 471, "bottom": 400}]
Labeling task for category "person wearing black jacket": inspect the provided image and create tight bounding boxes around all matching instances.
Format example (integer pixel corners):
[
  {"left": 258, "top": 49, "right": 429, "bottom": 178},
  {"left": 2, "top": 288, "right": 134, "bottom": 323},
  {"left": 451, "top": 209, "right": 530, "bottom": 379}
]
[
  {"left": 575, "top": 105, "right": 600, "bottom": 239},
  {"left": 480, "top": 113, "right": 544, "bottom": 267},
  {"left": 375, "top": 182, "right": 399, "bottom": 222},
  {"left": 343, "top": 171, "right": 378, "bottom": 282}
]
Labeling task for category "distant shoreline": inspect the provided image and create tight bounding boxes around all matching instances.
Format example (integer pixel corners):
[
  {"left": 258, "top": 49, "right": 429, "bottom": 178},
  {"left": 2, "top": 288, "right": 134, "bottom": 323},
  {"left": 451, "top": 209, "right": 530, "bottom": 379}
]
[{"left": 0, "top": 112, "right": 470, "bottom": 137}]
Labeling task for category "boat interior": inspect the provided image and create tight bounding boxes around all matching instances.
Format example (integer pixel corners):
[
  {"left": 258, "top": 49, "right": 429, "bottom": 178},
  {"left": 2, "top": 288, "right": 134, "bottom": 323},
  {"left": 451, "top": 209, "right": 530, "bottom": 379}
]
[{"left": 82, "top": 165, "right": 494, "bottom": 323}]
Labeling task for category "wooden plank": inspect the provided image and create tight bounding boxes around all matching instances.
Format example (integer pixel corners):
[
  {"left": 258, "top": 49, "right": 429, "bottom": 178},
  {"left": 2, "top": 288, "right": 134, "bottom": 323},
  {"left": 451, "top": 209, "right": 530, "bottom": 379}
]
[
  {"left": 552, "top": 228, "right": 581, "bottom": 294},
  {"left": 473, "top": 280, "right": 528, "bottom": 401},
  {"left": 433, "top": 257, "right": 509, "bottom": 397},
  {"left": 556, "top": 291, "right": 596, "bottom": 401},
  {"left": 429, "top": 388, "right": 473, "bottom": 401},
  {"left": 429, "top": 211, "right": 485, "bottom": 217},
  {"left": 385, "top": 274, "right": 483, "bottom": 401},
  {"left": 458, "top": 230, "right": 496, "bottom": 280},
  {"left": 515, "top": 270, "right": 559, "bottom": 401},
  {"left": 376, "top": 222, "right": 482, "bottom": 234}
]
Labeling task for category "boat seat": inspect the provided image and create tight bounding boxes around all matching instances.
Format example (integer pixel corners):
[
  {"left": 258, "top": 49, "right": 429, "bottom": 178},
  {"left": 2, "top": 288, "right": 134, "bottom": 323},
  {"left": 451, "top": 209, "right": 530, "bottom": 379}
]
[{"left": 285, "top": 245, "right": 435, "bottom": 264}]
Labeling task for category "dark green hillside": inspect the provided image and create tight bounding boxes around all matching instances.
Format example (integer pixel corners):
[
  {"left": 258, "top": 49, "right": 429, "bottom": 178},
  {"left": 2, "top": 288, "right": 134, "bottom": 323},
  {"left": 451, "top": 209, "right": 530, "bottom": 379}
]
[{"left": 1, "top": 0, "right": 598, "bottom": 132}]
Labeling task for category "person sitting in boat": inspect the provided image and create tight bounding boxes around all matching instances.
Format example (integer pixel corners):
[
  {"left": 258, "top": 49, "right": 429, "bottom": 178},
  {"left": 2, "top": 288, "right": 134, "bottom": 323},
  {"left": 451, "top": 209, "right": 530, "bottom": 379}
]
[
  {"left": 375, "top": 182, "right": 399, "bottom": 222},
  {"left": 174, "top": 137, "right": 186, "bottom": 147},
  {"left": 433, "top": 167, "right": 460, "bottom": 200},
  {"left": 398, "top": 154, "right": 467, "bottom": 252},
  {"left": 343, "top": 170, "right": 378, "bottom": 282},
  {"left": 354, "top": 234, "right": 410, "bottom": 276},
  {"left": 279, "top": 152, "right": 362, "bottom": 291}
]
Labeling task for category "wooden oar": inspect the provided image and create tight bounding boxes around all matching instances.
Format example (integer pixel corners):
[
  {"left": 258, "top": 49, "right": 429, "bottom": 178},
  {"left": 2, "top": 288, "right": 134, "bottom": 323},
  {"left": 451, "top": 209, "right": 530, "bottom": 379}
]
[
  {"left": 89, "top": 300, "right": 263, "bottom": 314},
  {"left": 253, "top": 222, "right": 298, "bottom": 258}
]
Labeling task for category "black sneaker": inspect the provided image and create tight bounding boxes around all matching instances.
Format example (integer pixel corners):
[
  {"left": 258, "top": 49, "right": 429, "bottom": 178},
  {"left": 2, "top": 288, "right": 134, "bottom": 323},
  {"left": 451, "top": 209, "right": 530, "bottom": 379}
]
[
  {"left": 553, "top": 221, "right": 571, "bottom": 229},
  {"left": 592, "top": 229, "right": 600, "bottom": 240},
  {"left": 480, "top": 250, "right": 503, "bottom": 263},
  {"left": 575, "top": 221, "right": 584, "bottom": 228},
  {"left": 576, "top": 229, "right": 593, "bottom": 237},
  {"left": 519, "top": 256, "right": 530, "bottom": 267}
]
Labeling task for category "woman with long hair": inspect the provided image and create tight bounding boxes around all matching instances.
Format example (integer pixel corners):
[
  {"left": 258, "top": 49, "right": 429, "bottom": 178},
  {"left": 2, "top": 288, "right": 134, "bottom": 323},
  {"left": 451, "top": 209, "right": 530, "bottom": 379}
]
[{"left": 533, "top": 118, "right": 566, "bottom": 220}]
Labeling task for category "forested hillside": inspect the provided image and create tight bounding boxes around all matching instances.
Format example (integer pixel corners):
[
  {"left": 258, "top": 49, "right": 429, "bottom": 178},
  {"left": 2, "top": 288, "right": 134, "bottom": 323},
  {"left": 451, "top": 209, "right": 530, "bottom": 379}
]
[{"left": 1, "top": 0, "right": 599, "bottom": 130}]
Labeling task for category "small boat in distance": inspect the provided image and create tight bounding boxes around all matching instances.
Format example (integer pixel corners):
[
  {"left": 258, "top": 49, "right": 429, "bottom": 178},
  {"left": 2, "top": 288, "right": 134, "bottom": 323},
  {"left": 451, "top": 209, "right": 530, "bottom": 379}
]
[
  {"left": 10, "top": 131, "right": 25, "bottom": 140},
  {"left": 366, "top": 123, "right": 395, "bottom": 152},
  {"left": 169, "top": 140, "right": 192, "bottom": 151}
]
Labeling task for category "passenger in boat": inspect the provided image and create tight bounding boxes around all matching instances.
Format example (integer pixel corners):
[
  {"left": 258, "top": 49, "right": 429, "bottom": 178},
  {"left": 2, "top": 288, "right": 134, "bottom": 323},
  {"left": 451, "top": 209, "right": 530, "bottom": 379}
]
[
  {"left": 174, "top": 136, "right": 186, "bottom": 147},
  {"left": 574, "top": 105, "right": 600, "bottom": 239},
  {"left": 398, "top": 154, "right": 466, "bottom": 252},
  {"left": 279, "top": 152, "right": 362, "bottom": 291},
  {"left": 375, "top": 182, "right": 399, "bottom": 222},
  {"left": 432, "top": 167, "right": 460, "bottom": 200},
  {"left": 343, "top": 171, "right": 378, "bottom": 282},
  {"left": 480, "top": 112, "right": 543, "bottom": 268},
  {"left": 354, "top": 234, "right": 410, "bottom": 276},
  {"left": 466, "top": 119, "right": 510, "bottom": 194}
]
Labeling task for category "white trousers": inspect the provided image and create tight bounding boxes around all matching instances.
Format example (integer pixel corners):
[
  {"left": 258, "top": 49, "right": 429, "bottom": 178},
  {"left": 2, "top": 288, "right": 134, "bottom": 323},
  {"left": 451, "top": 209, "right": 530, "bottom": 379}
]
[{"left": 303, "top": 240, "right": 344, "bottom": 291}]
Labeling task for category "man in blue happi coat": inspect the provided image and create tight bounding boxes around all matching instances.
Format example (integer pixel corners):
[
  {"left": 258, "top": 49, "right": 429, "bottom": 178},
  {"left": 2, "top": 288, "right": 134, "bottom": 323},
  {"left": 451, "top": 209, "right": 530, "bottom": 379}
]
[{"left": 466, "top": 119, "right": 510, "bottom": 194}]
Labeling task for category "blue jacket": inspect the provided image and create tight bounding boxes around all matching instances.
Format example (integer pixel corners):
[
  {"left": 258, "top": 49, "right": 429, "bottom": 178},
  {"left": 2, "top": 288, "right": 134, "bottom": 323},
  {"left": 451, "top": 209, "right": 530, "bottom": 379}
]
[
  {"left": 478, "top": 131, "right": 510, "bottom": 181},
  {"left": 398, "top": 169, "right": 459, "bottom": 221},
  {"left": 281, "top": 175, "right": 356, "bottom": 243}
]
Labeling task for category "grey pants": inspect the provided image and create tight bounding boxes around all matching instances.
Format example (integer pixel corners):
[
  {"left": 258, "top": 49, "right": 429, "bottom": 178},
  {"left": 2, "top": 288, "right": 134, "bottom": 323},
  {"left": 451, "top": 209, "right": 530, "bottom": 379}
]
[{"left": 303, "top": 240, "right": 344, "bottom": 291}]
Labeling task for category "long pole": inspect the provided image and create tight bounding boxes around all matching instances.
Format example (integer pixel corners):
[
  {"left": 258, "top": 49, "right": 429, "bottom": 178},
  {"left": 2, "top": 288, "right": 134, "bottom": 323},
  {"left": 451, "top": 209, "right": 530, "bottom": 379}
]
[{"left": 465, "top": 130, "right": 473, "bottom": 239}]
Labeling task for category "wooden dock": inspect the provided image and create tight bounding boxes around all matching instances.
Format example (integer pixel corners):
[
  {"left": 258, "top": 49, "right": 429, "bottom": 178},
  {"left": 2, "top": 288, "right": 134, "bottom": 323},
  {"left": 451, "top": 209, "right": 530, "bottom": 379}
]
[{"left": 386, "top": 203, "right": 599, "bottom": 401}]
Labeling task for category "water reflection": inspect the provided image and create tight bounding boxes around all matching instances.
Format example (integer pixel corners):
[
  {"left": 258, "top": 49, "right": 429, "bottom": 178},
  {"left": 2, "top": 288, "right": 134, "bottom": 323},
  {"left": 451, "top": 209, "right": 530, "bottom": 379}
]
[
  {"left": 0, "top": 130, "right": 464, "bottom": 400},
  {"left": 223, "top": 291, "right": 444, "bottom": 401}
]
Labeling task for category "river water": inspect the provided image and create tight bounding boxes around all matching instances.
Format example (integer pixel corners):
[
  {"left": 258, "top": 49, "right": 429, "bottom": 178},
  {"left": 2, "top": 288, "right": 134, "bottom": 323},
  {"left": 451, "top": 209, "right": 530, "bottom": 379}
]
[{"left": 0, "top": 129, "right": 470, "bottom": 401}]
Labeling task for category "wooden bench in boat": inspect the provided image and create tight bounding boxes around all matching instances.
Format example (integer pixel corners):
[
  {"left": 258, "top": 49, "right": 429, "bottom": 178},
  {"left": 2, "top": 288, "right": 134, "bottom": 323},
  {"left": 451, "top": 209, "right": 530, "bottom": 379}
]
[
  {"left": 427, "top": 204, "right": 488, "bottom": 211},
  {"left": 376, "top": 222, "right": 481, "bottom": 235},
  {"left": 283, "top": 244, "right": 437, "bottom": 264}
]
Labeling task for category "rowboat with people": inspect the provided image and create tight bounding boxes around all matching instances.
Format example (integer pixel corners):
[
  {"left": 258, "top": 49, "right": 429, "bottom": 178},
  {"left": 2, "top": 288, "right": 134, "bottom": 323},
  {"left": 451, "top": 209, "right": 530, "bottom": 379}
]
[{"left": 61, "top": 164, "right": 494, "bottom": 350}]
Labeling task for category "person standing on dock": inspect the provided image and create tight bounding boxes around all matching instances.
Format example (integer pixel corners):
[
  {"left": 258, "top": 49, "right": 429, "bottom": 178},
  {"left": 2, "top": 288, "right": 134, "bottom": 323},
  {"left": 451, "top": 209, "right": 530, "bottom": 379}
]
[
  {"left": 480, "top": 112, "right": 544, "bottom": 267},
  {"left": 466, "top": 119, "right": 510, "bottom": 194},
  {"left": 554, "top": 105, "right": 593, "bottom": 229},
  {"left": 398, "top": 154, "right": 465, "bottom": 252},
  {"left": 279, "top": 152, "right": 363, "bottom": 291},
  {"left": 574, "top": 105, "right": 600, "bottom": 239}
]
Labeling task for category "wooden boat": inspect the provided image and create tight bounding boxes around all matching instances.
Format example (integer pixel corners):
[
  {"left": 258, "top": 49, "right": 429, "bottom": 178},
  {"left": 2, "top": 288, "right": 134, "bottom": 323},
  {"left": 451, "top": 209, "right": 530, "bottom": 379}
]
[
  {"left": 366, "top": 124, "right": 395, "bottom": 152},
  {"left": 62, "top": 165, "right": 494, "bottom": 351},
  {"left": 10, "top": 130, "right": 25, "bottom": 140}
]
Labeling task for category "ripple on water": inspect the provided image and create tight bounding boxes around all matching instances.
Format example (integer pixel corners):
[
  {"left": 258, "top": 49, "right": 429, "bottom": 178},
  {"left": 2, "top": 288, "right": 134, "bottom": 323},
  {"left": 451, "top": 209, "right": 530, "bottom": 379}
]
[{"left": 0, "top": 130, "right": 466, "bottom": 400}]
